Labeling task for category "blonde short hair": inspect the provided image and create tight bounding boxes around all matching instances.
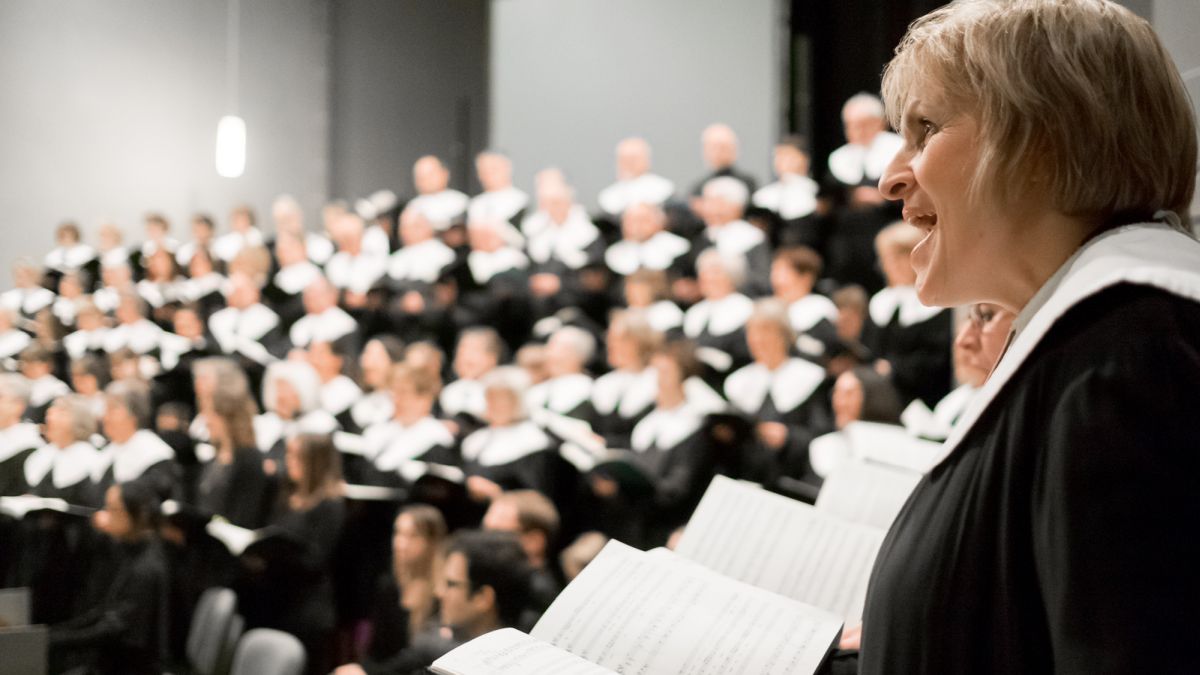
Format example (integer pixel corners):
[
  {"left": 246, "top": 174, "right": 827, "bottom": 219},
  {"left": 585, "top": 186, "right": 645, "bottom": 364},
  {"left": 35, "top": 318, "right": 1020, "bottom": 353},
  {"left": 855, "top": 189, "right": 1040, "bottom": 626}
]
[{"left": 883, "top": 0, "right": 1196, "bottom": 224}]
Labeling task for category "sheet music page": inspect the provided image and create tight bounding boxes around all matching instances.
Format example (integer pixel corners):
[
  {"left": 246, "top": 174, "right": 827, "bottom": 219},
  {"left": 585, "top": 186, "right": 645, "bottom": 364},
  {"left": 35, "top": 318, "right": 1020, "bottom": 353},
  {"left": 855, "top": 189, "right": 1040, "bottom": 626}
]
[
  {"left": 204, "top": 519, "right": 258, "bottom": 556},
  {"left": 432, "top": 628, "right": 617, "bottom": 675},
  {"left": 675, "top": 476, "right": 884, "bottom": 622},
  {"left": 844, "top": 421, "right": 942, "bottom": 473},
  {"left": 531, "top": 540, "right": 841, "bottom": 675},
  {"left": 815, "top": 460, "right": 922, "bottom": 530}
]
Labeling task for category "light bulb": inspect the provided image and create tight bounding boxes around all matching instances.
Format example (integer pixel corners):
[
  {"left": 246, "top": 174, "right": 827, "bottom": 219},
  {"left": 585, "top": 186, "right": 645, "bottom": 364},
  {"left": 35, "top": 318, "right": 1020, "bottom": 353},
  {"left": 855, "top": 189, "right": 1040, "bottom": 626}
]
[{"left": 216, "top": 115, "right": 246, "bottom": 178}]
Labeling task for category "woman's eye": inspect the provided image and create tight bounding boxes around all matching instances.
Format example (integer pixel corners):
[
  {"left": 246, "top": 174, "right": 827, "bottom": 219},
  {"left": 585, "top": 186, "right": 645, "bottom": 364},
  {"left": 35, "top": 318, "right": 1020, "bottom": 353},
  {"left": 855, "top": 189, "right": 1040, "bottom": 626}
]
[{"left": 916, "top": 119, "right": 936, "bottom": 147}]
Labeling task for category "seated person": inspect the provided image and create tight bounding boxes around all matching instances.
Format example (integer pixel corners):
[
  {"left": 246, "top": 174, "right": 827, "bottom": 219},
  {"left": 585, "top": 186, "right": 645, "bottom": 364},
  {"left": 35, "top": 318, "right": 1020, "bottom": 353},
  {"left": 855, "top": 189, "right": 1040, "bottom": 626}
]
[
  {"left": 24, "top": 394, "right": 101, "bottom": 505},
  {"left": 50, "top": 482, "right": 169, "bottom": 675},
  {"left": 0, "top": 374, "right": 43, "bottom": 496},
  {"left": 770, "top": 246, "right": 841, "bottom": 363},
  {"left": 597, "top": 137, "right": 676, "bottom": 218},
  {"left": 525, "top": 326, "right": 596, "bottom": 423},
  {"left": 752, "top": 135, "right": 821, "bottom": 248}
]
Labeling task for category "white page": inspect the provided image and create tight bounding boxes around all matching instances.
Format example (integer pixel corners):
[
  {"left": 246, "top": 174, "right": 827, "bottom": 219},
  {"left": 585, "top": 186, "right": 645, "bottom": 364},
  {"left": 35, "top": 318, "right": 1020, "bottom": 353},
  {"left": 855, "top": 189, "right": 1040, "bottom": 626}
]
[
  {"left": 531, "top": 540, "right": 841, "bottom": 675},
  {"left": 0, "top": 496, "right": 69, "bottom": 518},
  {"left": 675, "top": 476, "right": 884, "bottom": 622},
  {"left": 844, "top": 421, "right": 942, "bottom": 473},
  {"left": 432, "top": 628, "right": 617, "bottom": 675},
  {"left": 815, "top": 460, "right": 922, "bottom": 530},
  {"left": 204, "top": 519, "right": 258, "bottom": 556}
]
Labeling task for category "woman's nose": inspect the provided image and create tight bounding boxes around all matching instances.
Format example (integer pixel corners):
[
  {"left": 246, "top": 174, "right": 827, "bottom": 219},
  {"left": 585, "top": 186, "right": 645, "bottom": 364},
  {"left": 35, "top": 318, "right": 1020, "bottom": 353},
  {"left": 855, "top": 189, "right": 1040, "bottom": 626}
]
[{"left": 878, "top": 151, "right": 914, "bottom": 201}]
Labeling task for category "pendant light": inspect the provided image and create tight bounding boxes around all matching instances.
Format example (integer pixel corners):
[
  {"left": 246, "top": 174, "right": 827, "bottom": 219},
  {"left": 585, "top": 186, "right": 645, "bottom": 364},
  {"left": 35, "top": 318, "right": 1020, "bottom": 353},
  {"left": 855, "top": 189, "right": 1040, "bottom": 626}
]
[{"left": 216, "top": 0, "right": 245, "bottom": 178}]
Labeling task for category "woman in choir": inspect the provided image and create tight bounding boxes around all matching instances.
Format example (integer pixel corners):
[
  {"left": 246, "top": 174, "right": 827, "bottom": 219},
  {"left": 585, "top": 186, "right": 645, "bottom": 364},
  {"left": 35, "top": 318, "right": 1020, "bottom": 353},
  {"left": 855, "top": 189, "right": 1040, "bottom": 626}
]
[
  {"left": 256, "top": 360, "right": 339, "bottom": 469},
  {"left": 770, "top": 246, "right": 841, "bottom": 363},
  {"left": 439, "top": 327, "right": 503, "bottom": 438},
  {"left": 682, "top": 249, "right": 755, "bottom": 378},
  {"left": 49, "top": 481, "right": 169, "bottom": 675},
  {"left": 724, "top": 299, "right": 832, "bottom": 495},
  {"left": 350, "top": 335, "right": 405, "bottom": 434},
  {"left": 591, "top": 309, "right": 662, "bottom": 449},
  {"left": 807, "top": 365, "right": 903, "bottom": 481},
  {"left": 524, "top": 325, "right": 596, "bottom": 423},
  {"left": 336, "top": 505, "right": 449, "bottom": 675},
  {"left": 102, "top": 291, "right": 163, "bottom": 358},
  {"left": 63, "top": 300, "right": 109, "bottom": 362},
  {"left": 24, "top": 394, "right": 100, "bottom": 504},
  {"left": 0, "top": 307, "right": 32, "bottom": 368},
  {"left": 19, "top": 342, "right": 70, "bottom": 424},
  {"left": 263, "top": 231, "right": 323, "bottom": 332},
  {"left": 623, "top": 268, "right": 685, "bottom": 335},
  {"left": 135, "top": 247, "right": 184, "bottom": 327},
  {"left": 2, "top": 258, "right": 55, "bottom": 321},
  {"left": 385, "top": 207, "right": 458, "bottom": 342},
  {"left": 308, "top": 338, "right": 363, "bottom": 429},
  {"left": 361, "top": 363, "right": 456, "bottom": 487},
  {"left": 196, "top": 391, "right": 272, "bottom": 528},
  {"left": 176, "top": 246, "right": 225, "bottom": 321},
  {"left": 460, "top": 366, "right": 562, "bottom": 504},
  {"left": 252, "top": 432, "right": 346, "bottom": 675},
  {"left": 93, "top": 379, "right": 178, "bottom": 502},
  {"left": 849, "top": 2, "right": 1200, "bottom": 671},
  {"left": 0, "top": 374, "right": 41, "bottom": 496},
  {"left": 52, "top": 271, "right": 86, "bottom": 329},
  {"left": 862, "top": 221, "right": 953, "bottom": 407}
]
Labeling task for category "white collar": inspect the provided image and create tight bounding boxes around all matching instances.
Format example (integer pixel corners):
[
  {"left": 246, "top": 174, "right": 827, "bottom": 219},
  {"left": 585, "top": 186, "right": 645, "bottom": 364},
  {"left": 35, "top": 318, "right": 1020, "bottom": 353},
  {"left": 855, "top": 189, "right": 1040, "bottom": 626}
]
[
  {"left": 45, "top": 244, "right": 96, "bottom": 270},
  {"left": 597, "top": 173, "right": 676, "bottom": 215},
  {"left": 411, "top": 190, "right": 469, "bottom": 230},
  {"left": 2, "top": 287, "right": 54, "bottom": 315},
  {"left": 631, "top": 403, "right": 705, "bottom": 453},
  {"left": 388, "top": 238, "right": 456, "bottom": 283},
  {"left": 212, "top": 228, "right": 264, "bottom": 261},
  {"left": 64, "top": 328, "right": 109, "bottom": 359},
  {"left": 440, "top": 378, "right": 488, "bottom": 418},
  {"left": 752, "top": 175, "right": 819, "bottom": 220},
  {"left": 326, "top": 251, "right": 387, "bottom": 294},
  {"left": 605, "top": 231, "right": 691, "bottom": 275},
  {"left": 30, "top": 375, "right": 70, "bottom": 407},
  {"left": 467, "top": 248, "right": 528, "bottom": 283},
  {"left": 525, "top": 209, "right": 599, "bottom": 268},
  {"left": 462, "top": 421, "right": 551, "bottom": 466},
  {"left": 684, "top": 293, "right": 754, "bottom": 337},
  {"left": 178, "top": 272, "right": 225, "bottom": 301},
  {"left": 469, "top": 187, "right": 529, "bottom": 223},
  {"left": 724, "top": 358, "right": 826, "bottom": 414},
  {"left": 24, "top": 441, "right": 97, "bottom": 489},
  {"left": 788, "top": 294, "right": 839, "bottom": 332},
  {"left": 289, "top": 306, "right": 357, "bottom": 347},
  {"left": 827, "top": 131, "right": 903, "bottom": 186},
  {"left": 274, "top": 261, "right": 322, "bottom": 295},
  {"left": 934, "top": 224, "right": 1200, "bottom": 469},
  {"left": 643, "top": 300, "right": 684, "bottom": 333},
  {"left": 320, "top": 375, "right": 362, "bottom": 415},
  {"left": 869, "top": 285, "right": 945, "bottom": 327},
  {"left": 0, "top": 423, "right": 43, "bottom": 463},
  {"left": 704, "top": 220, "right": 765, "bottom": 257},
  {"left": 351, "top": 389, "right": 395, "bottom": 429},
  {"left": 255, "top": 410, "right": 339, "bottom": 451},
  {"left": 592, "top": 368, "right": 657, "bottom": 418},
  {"left": 373, "top": 417, "right": 455, "bottom": 470},
  {"left": 527, "top": 373, "right": 593, "bottom": 415},
  {"left": 94, "top": 430, "right": 175, "bottom": 483},
  {"left": 306, "top": 233, "right": 336, "bottom": 265},
  {"left": 0, "top": 330, "right": 31, "bottom": 360},
  {"left": 103, "top": 319, "right": 163, "bottom": 354},
  {"left": 209, "top": 304, "right": 279, "bottom": 348}
]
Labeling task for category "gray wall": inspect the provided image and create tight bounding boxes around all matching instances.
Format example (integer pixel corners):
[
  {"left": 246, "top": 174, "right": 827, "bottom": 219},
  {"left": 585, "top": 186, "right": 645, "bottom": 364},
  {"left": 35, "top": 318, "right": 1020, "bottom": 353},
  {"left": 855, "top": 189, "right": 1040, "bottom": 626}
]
[
  {"left": 0, "top": 0, "right": 330, "bottom": 280},
  {"left": 330, "top": 0, "right": 489, "bottom": 201},
  {"left": 1151, "top": 0, "right": 1200, "bottom": 226},
  {"left": 490, "top": 0, "right": 783, "bottom": 209}
]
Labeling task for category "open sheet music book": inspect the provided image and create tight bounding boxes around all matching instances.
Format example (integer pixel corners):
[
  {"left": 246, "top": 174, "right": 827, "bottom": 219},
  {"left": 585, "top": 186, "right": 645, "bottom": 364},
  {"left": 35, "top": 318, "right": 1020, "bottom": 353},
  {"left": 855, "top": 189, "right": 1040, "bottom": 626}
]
[
  {"left": 433, "top": 473, "right": 916, "bottom": 674},
  {"left": 433, "top": 540, "right": 843, "bottom": 675}
]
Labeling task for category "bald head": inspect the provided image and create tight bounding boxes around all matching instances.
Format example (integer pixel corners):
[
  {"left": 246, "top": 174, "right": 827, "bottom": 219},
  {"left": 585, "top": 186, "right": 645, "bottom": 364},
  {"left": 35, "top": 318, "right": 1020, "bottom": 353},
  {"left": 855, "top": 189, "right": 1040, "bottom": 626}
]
[
  {"left": 476, "top": 151, "right": 513, "bottom": 192},
  {"left": 702, "top": 124, "right": 739, "bottom": 169},
  {"left": 842, "top": 93, "right": 887, "bottom": 147}
]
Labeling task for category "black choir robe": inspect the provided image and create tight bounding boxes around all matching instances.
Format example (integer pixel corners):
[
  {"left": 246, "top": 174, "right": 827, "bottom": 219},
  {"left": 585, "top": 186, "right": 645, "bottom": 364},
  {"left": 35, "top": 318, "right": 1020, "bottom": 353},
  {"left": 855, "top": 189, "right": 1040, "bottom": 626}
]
[
  {"left": 359, "top": 415, "right": 459, "bottom": 489},
  {"left": 0, "top": 422, "right": 42, "bottom": 496},
  {"left": 384, "top": 238, "right": 458, "bottom": 343},
  {"left": 863, "top": 285, "right": 953, "bottom": 407},
  {"left": 525, "top": 373, "right": 596, "bottom": 425},
  {"left": 458, "top": 247, "right": 534, "bottom": 351},
  {"left": 590, "top": 367, "right": 657, "bottom": 450},
  {"left": 625, "top": 403, "right": 716, "bottom": 547},
  {"left": 523, "top": 208, "right": 609, "bottom": 324},
  {"left": 262, "top": 260, "right": 323, "bottom": 332},
  {"left": 682, "top": 292, "right": 754, "bottom": 378},
  {"left": 461, "top": 421, "right": 573, "bottom": 507},
  {"left": 195, "top": 448, "right": 273, "bottom": 529},
  {"left": 857, "top": 225, "right": 1200, "bottom": 675},
  {"left": 724, "top": 357, "right": 832, "bottom": 491},
  {"left": 686, "top": 220, "right": 774, "bottom": 297},
  {"left": 785, "top": 294, "right": 842, "bottom": 365},
  {"left": 206, "top": 303, "right": 289, "bottom": 405},
  {"left": 91, "top": 430, "right": 179, "bottom": 503}
]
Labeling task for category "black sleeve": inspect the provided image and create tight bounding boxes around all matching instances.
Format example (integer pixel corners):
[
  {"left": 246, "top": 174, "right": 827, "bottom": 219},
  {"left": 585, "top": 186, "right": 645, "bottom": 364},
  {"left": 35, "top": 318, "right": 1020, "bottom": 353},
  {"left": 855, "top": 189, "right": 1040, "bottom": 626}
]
[{"left": 222, "top": 451, "right": 272, "bottom": 529}]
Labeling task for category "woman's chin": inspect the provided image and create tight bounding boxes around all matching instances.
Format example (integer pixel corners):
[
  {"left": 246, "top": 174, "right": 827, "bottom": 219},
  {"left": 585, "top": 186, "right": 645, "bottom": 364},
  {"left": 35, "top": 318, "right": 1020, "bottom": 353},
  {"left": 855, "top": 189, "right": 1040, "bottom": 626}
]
[{"left": 914, "top": 274, "right": 953, "bottom": 308}]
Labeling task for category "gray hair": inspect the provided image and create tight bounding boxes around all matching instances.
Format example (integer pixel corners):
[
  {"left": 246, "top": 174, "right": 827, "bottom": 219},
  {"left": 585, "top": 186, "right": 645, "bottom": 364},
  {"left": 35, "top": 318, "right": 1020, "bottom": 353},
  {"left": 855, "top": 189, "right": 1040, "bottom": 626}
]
[
  {"left": 842, "top": 92, "right": 885, "bottom": 120},
  {"left": 0, "top": 373, "right": 32, "bottom": 405},
  {"left": 702, "top": 176, "right": 749, "bottom": 207},
  {"left": 105, "top": 378, "right": 153, "bottom": 430},
  {"left": 53, "top": 394, "right": 98, "bottom": 442},
  {"left": 696, "top": 248, "right": 747, "bottom": 289},
  {"left": 551, "top": 326, "right": 596, "bottom": 366},
  {"left": 482, "top": 366, "right": 531, "bottom": 421}
]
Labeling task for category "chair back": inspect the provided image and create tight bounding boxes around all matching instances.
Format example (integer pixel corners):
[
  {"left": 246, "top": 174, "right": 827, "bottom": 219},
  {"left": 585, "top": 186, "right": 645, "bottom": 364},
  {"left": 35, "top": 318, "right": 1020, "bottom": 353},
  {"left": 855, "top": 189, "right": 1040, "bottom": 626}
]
[
  {"left": 230, "top": 628, "right": 306, "bottom": 675},
  {"left": 186, "top": 587, "right": 238, "bottom": 675}
]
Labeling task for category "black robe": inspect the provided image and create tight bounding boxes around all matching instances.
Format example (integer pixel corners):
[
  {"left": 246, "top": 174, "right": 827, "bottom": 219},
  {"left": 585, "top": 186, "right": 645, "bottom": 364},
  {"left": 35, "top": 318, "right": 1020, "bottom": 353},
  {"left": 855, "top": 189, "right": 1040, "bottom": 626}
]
[
  {"left": 862, "top": 286, "right": 953, "bottom": 407},
  {"left": 858, "top": 283, "right": 1200, "bottom": 673}
]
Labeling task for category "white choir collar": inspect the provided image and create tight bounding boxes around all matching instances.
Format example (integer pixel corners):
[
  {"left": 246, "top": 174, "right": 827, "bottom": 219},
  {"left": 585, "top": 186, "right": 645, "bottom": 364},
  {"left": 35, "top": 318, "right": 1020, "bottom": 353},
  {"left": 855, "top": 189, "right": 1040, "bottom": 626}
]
[
  {"left": 642, "top": 300, "right": 684, "bottom": 334},
  {"left": 24, "top": 441, "right": 97, "bottom": 489},
  {"left": 752, "top": 174, "right": 819, "bottom": 220},
  {"left": 592, "top": 367, "right": 657, "bottom": 418},
  {"left": 440, "top": 377, "right": 488, "bottom": 419},
  {"left": 525, "top": 210, "right": 599, "bottom": 269},
  {"left": 527, "top": 373, "right": 593, "bottom": 415},
  {"left": 467, "top": 247, "right": 528, "bottom": 284},
  {"left": 605, "top": 231, "right": 691, "bottom": 276},
  {"left": 869, "top": 285, "right": 944, "bottom": 327},
  {"left": 631, "top": 403, "right": 705, "bottom": 453},
  {"left": 388, "top": 238, "right": 456, "bottom": 283},
  {"left": 2, "top": 287, "right": 55, "bottom": 315},
  {"left": 30, "top": 375, "right": 70, "bottom": 407},
  {"left": 788, "top": 294, "right": 839, "bottom": 332},
  {"left": 411, "top": 190, "right": 469, "bottom": 230},
  {"left": 827, "top": 131, "right": 904, "bottom": 186},
  {"left": 274, "top": 261, "right": 322, "bottom": 296},
  {"left": 374, "top": 417, "right": 455, "bottom": 470},
  {"left": 94, "top": 429, "right": 174, "bottom": 483},
  {"left": 469, "top": 187, "right": 529, "bottom": 224},
  {"left": 684, "top": 293, "right": 754, "bottom": 338},
  {"left": 0, "top": 330, "right": 31, "bottom": 361},
  {"left": 102, "top": 319, "right": 163, "bottom": 355},
  {"left": 289, "top": 306, "right": 357, "bottom": 347},
  {"left": 724, "top": 358, "right": 825, "bottom": 414},
  {"left": 0, "top": 422, "right": 42, "bottom": 463},
  {"left": 704, "top": 220, "right": 765, "bottom": 258},
  {"left": 351, "top": 390, "right": 395, "bottom": 429},
  {"left": 462, "top": 421, "right": 551, "bottom": 466},
  {"left": 597, "top": 173, "right": 676, "bottom": 215},
  {"left": 320, "top": 375, "right": 362, "bottom": 416},
  {"left": 209, "top": 304, "right": 279, "bottom": 349},
  {"left": 934, "top": 224, "right": 1200, "bottom": 469},
  {"left": 326, "top": 251, "right": 386, "bottom": 294}
]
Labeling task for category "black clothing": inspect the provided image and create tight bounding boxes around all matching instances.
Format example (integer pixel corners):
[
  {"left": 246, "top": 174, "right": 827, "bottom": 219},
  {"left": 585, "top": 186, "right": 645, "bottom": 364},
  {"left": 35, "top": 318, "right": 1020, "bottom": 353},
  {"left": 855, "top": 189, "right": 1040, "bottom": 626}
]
[
  {"left": 196, "top": 448, "right": 273, "bottom": 529},
  {"left": 860, "top": 284, "right": 1200, "bottom": 674}
]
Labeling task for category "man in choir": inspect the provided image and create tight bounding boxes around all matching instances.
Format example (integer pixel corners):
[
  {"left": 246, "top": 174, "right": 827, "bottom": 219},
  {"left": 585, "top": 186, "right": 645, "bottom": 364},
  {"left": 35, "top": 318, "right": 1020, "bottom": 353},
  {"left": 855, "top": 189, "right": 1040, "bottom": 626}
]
[
  {"left": 206, "top": 270, "right": 286, "bottom": 398},
  {"left": 385, "top": 206, "right": 458, "bottom": 343},
  {"left": 753, "top": 135, "right": 822, "bottom": 249},
  {"left": 468, "top": 150, "right": 529, "bottom": 227},
  {"left": 139, "top": 212, "right": 178, "bottom": 263},
  {"left": 770, "top": 247, "right": 842, "bottom": 363},
  {"left": 863, "top": 222, "right": 952, "bottom": 407},
  {"left": 263, "top": 231, "right": 323, "bottom": 331},
  {"left": 597, "top": 137, "right": 676, "bottom": 218},
  {"left": 359, "top": 362, "right": 455, "bottom": 487},
  {"left": 690, "top": 123, "right": 758, "bottom": 197},
  {"left": 693, "top": 177, "right": 772, "bottom": 296},
  {"left": 289, "top": 274, "right": 359, "bottom": 351},
  {"left": 19, "top": 343, "right": 70, "bottom": 424},
  {"left": 822, "top": 93, "right": 904, "bottom": 293},
  {"left": 0, "top": 374, "right": 41, "bottom": 495},
  {"left": 3, "top": 258, "right": 55, "bottom": 321},
  {"left": 325, "top": 211, "right": 388, "bottom": 313},
  {"left": 102, "top": 292, "right": 163, "bottom": 357},
  {"left": 356, "top": 188, "right": 401, "bottom": 255},
  {"left": 604, "top": 202, "right": 692, "bottom": 282},
  {"left": 174, "top": 213, "right": 216, "bottom": 268},
  {"left": 274, "top": 194, "right": 337, "bottom": 266},
  {"left": 482, "top": 489, "right": 563, "bottom": 612},
  {"left": 591, "top": 309, "right": 661, "bottom": 449},
  {"left": 211, "top": 204, "right": 264, "bottom": 264},
  {"left": 93, "top": 379, "right": 178, "bottom": 501},
  {"left": 521, "top": 180, "right": 606, "bottom": 323},
  {"left": 43, "top": 221, "right": 98, "bottom": 286},
  {"left": 307, "top": 338, "right": 362, "bottom": 429},
  {"left": 460, "top": 218, "right": 532, "bottom": 350},
  {"left": 525, "top": 325, "right": 596, "bottom": 423},
  {"left": 440, "top": 327, "right": 504, "bottom": 437},
  {"left": 408, "top": 155, "right": 469, "bottom": 232}
]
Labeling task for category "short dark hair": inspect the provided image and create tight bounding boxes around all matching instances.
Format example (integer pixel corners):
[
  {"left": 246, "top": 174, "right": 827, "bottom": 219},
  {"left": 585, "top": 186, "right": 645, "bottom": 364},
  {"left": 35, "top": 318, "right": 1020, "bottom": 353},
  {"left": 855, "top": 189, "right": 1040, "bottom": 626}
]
[
  {"left": 849, "top": 365, "right": 903, "bottom": 425},
  {"left": 776, "top": 134, "right": 809, "bottom": 154},
  {"left": 446, "top": 530, "right": 533, "bottom": 628},
  {"left": 774, "top": 246, "right": 823, "bottom": 279}
]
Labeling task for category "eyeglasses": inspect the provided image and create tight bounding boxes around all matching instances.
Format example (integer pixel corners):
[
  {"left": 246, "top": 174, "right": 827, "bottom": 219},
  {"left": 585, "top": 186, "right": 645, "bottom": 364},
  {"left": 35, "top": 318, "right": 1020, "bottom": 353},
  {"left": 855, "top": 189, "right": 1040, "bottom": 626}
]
[
  {"left": 443, "top": 578, "right": 471, "bottom": 592},
  {"left": 967, "top": 303, "right": 998, "bottom": 328}
]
